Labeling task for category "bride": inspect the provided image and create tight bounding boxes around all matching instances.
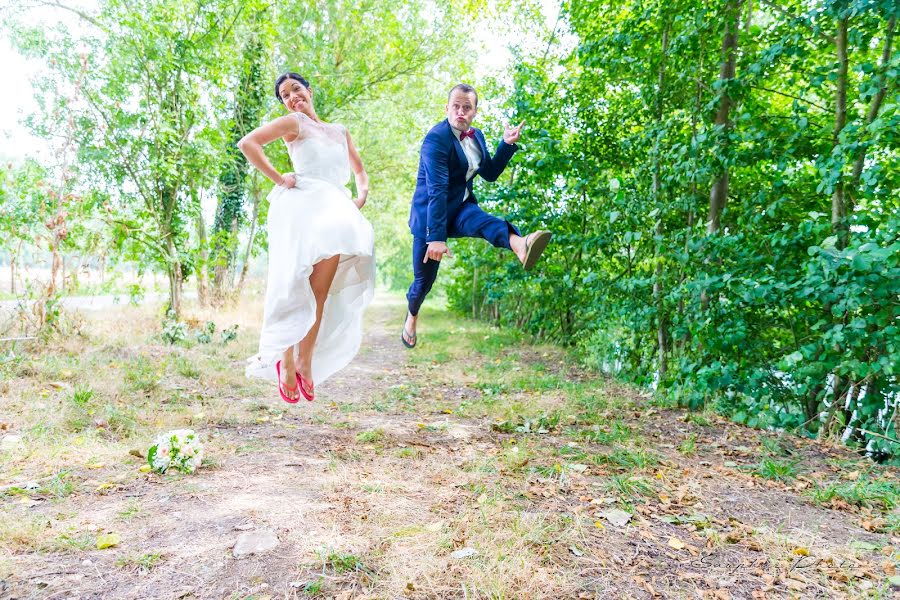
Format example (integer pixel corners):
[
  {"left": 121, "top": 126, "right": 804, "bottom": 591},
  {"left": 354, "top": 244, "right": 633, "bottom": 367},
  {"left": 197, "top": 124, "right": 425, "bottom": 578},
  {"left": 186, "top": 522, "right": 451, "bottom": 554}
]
[{"left": 238, "top": 72, "right": 375, "bottom": 403}]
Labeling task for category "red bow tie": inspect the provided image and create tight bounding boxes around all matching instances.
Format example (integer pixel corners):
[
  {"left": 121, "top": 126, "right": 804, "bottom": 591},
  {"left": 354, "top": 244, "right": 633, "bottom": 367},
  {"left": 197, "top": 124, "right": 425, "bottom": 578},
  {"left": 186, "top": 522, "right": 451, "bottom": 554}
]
[{"left": 459, "top": 129, "right": 475, "bottom": 141}]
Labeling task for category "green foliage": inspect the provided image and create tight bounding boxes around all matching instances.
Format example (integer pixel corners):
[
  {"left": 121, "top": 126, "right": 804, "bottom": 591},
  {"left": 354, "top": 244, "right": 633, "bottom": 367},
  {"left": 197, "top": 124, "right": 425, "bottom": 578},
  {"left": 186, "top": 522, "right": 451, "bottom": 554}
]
[
  {"left": 160, "top": 311, "right": 187, "bottom": 345},
  {"left": 444, "top": 0, "right": 900, "bottom": 457},
  {"left": 220, "top": 324, "right": 238, "bottom": 344}
]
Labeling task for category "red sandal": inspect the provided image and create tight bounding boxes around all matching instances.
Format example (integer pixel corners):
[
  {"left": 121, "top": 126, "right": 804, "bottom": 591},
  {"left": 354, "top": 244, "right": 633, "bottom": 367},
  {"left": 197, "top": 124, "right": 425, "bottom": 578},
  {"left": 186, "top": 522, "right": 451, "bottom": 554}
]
[
  {"left": 275, "top": 360, "right": 300, "bottom": 404},
  {"left": 298, "top": 372, "right": 314, "bottom": 402}
]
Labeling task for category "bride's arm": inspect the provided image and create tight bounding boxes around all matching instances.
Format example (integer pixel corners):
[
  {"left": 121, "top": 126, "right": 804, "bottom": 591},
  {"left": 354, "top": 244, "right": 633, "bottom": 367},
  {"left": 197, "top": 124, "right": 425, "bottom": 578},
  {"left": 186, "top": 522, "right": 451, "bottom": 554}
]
[
  {"left": 345, "top": 129, "right": 369, "bottom": 210},
  {"left": 237, "top": 115, "right": 299, "bottom": 186}
]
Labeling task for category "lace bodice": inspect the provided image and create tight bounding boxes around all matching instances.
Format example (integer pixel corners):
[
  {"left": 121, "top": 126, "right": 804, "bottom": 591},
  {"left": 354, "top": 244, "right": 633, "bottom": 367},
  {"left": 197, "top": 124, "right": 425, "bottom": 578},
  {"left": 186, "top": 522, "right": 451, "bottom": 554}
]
[{"left": 286, "top": 112, "right": 351, "bottom": 187}]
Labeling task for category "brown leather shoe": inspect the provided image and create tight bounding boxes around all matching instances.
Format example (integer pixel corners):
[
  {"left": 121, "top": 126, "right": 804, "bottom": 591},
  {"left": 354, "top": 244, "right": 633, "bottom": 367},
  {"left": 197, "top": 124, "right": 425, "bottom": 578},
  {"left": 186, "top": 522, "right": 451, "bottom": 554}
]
[{"left": 522, "top": 231, "right": 552, "bottom": 271}]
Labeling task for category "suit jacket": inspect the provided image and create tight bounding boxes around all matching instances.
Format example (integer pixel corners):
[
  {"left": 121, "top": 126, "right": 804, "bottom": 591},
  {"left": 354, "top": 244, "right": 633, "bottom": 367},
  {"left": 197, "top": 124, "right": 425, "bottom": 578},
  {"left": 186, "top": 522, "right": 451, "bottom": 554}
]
[{"left": 408, "top": 119, "right": 518, "bottom": 242}]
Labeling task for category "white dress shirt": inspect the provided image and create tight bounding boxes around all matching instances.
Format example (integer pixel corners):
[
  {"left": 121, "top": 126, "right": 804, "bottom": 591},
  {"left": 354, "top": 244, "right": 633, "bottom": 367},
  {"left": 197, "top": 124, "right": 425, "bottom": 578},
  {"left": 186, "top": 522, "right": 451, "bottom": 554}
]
[{"left": 451, "top": 125, "right": 482, "bottom": 200}]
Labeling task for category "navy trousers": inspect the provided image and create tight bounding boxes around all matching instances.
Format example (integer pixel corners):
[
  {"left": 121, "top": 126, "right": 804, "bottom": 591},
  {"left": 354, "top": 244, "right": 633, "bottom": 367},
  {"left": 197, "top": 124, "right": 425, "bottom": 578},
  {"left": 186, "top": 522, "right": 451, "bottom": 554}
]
[{"left": 406, "top": 201, "right": 521, "bottom": 316}]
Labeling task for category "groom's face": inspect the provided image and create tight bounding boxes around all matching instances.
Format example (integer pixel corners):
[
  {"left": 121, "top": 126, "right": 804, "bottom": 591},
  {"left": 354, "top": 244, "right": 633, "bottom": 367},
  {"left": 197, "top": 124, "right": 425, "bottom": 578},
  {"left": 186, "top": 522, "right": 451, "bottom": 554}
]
[{"left": 446, "top": 90, "right": 478, "bottom": 131}]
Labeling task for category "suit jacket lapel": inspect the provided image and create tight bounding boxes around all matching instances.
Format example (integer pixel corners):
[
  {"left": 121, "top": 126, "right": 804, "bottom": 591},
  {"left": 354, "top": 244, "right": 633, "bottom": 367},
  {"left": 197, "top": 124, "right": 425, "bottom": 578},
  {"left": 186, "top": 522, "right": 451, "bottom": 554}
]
[
  {"left": 445, "top": 120, "right": 469, "bottom": 174},
  {"left": 474, "top": 129, "right": 488, "bottom": 174}
]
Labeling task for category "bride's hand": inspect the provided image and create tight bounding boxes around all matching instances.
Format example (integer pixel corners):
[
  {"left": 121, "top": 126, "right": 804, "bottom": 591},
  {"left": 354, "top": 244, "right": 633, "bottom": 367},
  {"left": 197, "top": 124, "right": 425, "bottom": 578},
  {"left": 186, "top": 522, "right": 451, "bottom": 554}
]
[
  {"left": 353, "top": 196, "right": 366, "bottom": 210},
  {"left": 278, "top": 173, "right": 297, "bottom": 188}
]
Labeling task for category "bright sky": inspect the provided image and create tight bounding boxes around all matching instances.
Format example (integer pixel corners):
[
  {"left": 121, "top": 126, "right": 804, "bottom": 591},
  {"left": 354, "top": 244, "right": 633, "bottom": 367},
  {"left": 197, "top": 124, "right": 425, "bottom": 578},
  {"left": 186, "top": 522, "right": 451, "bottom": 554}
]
[
  {"left": 0, "top": 37, "right": 44, "bottom": 162},
  {"left": 0, "top": 0, "right": 565, "bottom": 164}
]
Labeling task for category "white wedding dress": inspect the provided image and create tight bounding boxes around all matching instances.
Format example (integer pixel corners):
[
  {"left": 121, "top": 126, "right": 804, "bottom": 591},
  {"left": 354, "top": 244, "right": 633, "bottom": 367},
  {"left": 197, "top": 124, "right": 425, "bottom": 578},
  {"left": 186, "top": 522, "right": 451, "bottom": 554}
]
[{"left": 246, "top": 112, "right": 375, "bottom": 385}]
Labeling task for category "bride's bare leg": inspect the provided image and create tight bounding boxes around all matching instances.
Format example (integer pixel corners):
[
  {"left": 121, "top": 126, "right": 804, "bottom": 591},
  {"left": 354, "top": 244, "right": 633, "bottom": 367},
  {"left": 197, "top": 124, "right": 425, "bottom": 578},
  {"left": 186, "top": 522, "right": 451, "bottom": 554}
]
[
  {"left": 280, "top": 347, "right": 300, "bottom": 401},
  {"left": 296, "top": 254, "right": 341, "bottom": 394}
]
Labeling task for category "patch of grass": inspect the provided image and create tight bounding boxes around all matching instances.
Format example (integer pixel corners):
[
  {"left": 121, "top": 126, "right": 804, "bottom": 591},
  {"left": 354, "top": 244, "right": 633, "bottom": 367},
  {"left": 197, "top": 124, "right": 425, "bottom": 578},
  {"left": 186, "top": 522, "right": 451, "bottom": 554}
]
[
  {"left": 172, "top": 355, "right": 201, "bottom": 379},
  {"left": 760, "top": 435, "right": 791, "bottom": 456},
  {"left": 116, "top": 551, "right": 164, "bottom": 571},
  {"left": 557, "top": 444, "right": 588, "bottom": 461},
  {"left": 474, "top": 382, "right": 508, "bottom": 396},
  {"left": 884, "top": 512, "right": 900, "bottom": 533},
  {"left": 318, "top": 549, "right": 368, "bottom": 574},
  {"left": 70, "top": 384, "right": 95, "bottom": 406},
  {"left": 752, "top": 457, "right": 799, "bottom": 482},
  {"left": 579, "top": 420, "right": 632, "bottom": 444},
  {"left": 117, "top": 500, "right": 142, "bottom": 520},
  {"left": 383, "top": 384, "right": 420, "bottom": 409},
  {"left": 52, "top": 528, "right": 95, "bottom": 552},
  {"left": 0, "top": 516, "right": 48, "bottom": 551},
  {"left": 806, "top": 478, "right": 900, "bottom": 511},
  {"left": 492, "top": 411, "right": 562, "bottom": 435},
  {"left": 499, "top": 444, "right": 532, "bottom": 472},
  {"left": 355, "top": 428, "right": 385, "bottom": 444},
  {"left": 396, "top": 446, "right": 423, "bottom": 459},
  {"left": 38, "top": 471, "right": 77, "bottom": 499},
  {"left": 123, "top": 356, "right": 160, "bottom": 392},
  {"left": 102, "top": 403, "right": 139, "bottom": 439},
  {"left": 604, "top": 474, "right": 657, "bottom": 500},
  {"left": 593, "top": 448, "right": 660, "bottom": 471},
  {"left": 302, "top": 578, "right": 324, "bottom": 595},
  {"left": 678, "top": 433, "right": 697, "bottom": 456},
  {"left": 683, "top": 411, "right": 713, "bottom": 427}
]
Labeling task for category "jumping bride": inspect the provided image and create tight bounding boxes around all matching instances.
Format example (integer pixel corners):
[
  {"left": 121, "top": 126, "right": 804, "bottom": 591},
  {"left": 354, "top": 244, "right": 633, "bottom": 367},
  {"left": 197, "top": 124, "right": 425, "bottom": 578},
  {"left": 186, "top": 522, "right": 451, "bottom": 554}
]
[{"left": 238, "top": 72, "right": 375, "bottom": 403}]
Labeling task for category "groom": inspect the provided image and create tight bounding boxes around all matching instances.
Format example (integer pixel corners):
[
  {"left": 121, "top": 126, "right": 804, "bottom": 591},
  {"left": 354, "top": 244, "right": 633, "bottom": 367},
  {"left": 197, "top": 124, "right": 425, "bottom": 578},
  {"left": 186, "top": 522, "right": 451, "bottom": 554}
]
[{"left": 402, "top": 84, "right": 551, "bottom": 348}]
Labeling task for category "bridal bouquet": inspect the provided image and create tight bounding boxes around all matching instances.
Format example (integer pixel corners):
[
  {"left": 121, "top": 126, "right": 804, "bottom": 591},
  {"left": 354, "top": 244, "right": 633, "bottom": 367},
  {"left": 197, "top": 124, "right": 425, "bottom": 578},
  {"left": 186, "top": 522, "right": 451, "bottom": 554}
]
[{"left": 147, "top": 429, "right": 203, "bottom": 474}]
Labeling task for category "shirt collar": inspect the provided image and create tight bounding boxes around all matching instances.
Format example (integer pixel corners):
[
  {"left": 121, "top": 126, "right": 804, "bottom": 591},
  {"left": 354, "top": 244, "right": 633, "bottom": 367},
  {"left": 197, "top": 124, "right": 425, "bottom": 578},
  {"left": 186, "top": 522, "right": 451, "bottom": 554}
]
[{"left": 450, "top": 123, "right": 473, "bottom": 139}]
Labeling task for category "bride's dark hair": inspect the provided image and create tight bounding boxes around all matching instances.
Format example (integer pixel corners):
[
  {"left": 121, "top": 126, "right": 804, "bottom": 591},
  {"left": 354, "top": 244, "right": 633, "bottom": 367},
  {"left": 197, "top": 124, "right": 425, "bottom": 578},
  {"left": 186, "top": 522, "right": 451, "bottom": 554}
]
[{"left": 275, "top": 72, "right": 310, "bottom": 104}]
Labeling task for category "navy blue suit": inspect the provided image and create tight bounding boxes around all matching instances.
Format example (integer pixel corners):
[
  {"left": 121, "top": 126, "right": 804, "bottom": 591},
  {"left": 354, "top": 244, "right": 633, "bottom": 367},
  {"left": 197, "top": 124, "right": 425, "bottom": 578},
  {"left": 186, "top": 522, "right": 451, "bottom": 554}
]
[{"left": 406, "top": 119, "right": 520, "bottom": 316}]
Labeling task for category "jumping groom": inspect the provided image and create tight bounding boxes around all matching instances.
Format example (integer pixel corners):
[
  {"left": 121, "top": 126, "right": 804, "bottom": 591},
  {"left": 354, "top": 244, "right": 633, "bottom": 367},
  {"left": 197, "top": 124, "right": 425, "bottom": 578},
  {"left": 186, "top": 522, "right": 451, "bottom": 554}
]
[{"left": 402, "top": 84, "right": 551, "bottom": 348}]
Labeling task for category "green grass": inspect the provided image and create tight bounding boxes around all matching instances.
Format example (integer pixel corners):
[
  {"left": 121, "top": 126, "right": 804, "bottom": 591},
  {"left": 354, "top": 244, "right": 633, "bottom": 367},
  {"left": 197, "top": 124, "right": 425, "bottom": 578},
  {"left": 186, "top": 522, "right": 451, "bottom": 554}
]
[
  {"left": 806, "top": 478, "right": 900, "bottom": 511},
  {"left": 355, "top": 428, "right": 385, "bottom": 444},
  {"left": 172, "top": 355, "right": 201, "bottom": 379},
  {"left": 117, "top": 500, "right": 142, "bottom": 520},
  {"left": 396, "top": 446, "right": 424, "bottom": 459},
  {"left": 70, "top": 384, "right": 95, "bottom": 406},
  {"left": 678, "top": 433, "right": 697, "bottom": 456},
  {"left": 37, "top": 471, "right": 77, "bottom": 500},
  {"left": 116, "top": 551, "right": 164, "bottom": 571},
  {"left": 683, "top": 411, "right": 713, "bottom": 427},
  {"left": 759, "top": 435, "right": 791, "bottom": 456},
  {"left": 752, "top": 457, "right": 799, "bottom": 482},
  {"left": 592, "top": 448, "right": 660, "bottom": 471},
  {"left": 578, "top": 420, "right": 633, "bottom": 444},
  {"left": 604, "top": 474, "right": 656, "bottom": 501},
  {"left": 318, "top": 549, "right": 368, "bottom": 574},
  {"left": 123, "top": 356, "right": 160, "bottom": 392},
  {"left": 491, "top": 411, "right": 561, "bottom": 434}
]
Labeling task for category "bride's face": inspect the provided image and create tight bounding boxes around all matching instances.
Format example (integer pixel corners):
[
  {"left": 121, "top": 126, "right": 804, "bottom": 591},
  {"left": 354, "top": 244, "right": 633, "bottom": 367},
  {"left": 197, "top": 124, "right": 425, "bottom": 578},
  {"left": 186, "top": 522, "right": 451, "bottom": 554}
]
[{"left": 279, "top": 79, "right": 314, "bottom": 115}]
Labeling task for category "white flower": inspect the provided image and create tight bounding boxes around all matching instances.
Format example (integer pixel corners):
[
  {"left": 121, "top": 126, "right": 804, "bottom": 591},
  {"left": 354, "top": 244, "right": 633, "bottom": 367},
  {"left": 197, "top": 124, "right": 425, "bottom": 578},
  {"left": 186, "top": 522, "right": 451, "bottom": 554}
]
[
  {"left": 147, "top": 429, "right": 203, "bottom": 474},
  {"left": 609, "top": 178, "right": 620, "bottom": 192}
]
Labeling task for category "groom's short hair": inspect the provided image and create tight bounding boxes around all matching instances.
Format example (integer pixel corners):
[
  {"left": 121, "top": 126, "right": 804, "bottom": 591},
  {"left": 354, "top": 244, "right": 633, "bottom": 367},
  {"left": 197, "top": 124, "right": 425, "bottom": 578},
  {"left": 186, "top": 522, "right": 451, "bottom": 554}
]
[{"left": 448, "top": 84, "right": 478, "bottom": 107}]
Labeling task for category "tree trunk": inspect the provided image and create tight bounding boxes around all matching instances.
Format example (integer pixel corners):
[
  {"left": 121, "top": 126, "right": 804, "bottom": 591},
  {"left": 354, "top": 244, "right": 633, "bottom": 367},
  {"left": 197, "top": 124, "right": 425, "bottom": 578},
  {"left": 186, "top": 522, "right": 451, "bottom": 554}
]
[
  {"left": 235, "top": 173, "right": 262, "bottom": 298},
  {"left": 10, "top": 240, "right": 21, "bottom": 296},
  {"left": 848, "top": 16, "right": 895, "bottom": 205},
  {"left": 707, "top": 1, "right": 740, "bottom": 235},
  {"left": 196, "top": 208, "right": 210, "bottom": 307},
  {"left": 653, "top": 22, "right": 671, "bottom": 378},
  {"left": 831, "top": 17, "right": 849, "bottom": 249},
  {"left": 165, "top": 233, "right": 183, "bottom": 318},
  {"left": 702, "top": 0, "right": 741, "bottom": 311}
]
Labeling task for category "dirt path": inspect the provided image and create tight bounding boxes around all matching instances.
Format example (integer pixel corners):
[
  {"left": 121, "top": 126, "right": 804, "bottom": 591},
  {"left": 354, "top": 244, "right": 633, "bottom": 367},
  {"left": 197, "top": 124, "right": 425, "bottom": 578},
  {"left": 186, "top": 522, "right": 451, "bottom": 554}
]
[{"left": 1, "top": 294, "right": 897, "bottom": 599}]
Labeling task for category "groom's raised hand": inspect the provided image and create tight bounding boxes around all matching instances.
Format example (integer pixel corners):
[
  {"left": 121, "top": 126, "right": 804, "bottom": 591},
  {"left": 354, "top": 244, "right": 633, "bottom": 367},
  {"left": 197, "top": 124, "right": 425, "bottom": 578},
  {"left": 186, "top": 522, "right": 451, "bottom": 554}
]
[
  {"left": 503, "top": 120, "right": 526, "bottom": 145},
  {"left": 424, "top": 241, "right": 453, "bottom": 263}
]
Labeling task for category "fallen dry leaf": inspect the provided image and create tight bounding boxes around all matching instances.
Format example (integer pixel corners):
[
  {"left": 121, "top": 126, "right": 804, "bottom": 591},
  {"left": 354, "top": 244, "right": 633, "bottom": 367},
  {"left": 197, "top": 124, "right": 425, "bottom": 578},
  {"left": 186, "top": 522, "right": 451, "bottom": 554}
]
[{"left": 668, "top": 537, "right": 686, "bottom": 550}]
